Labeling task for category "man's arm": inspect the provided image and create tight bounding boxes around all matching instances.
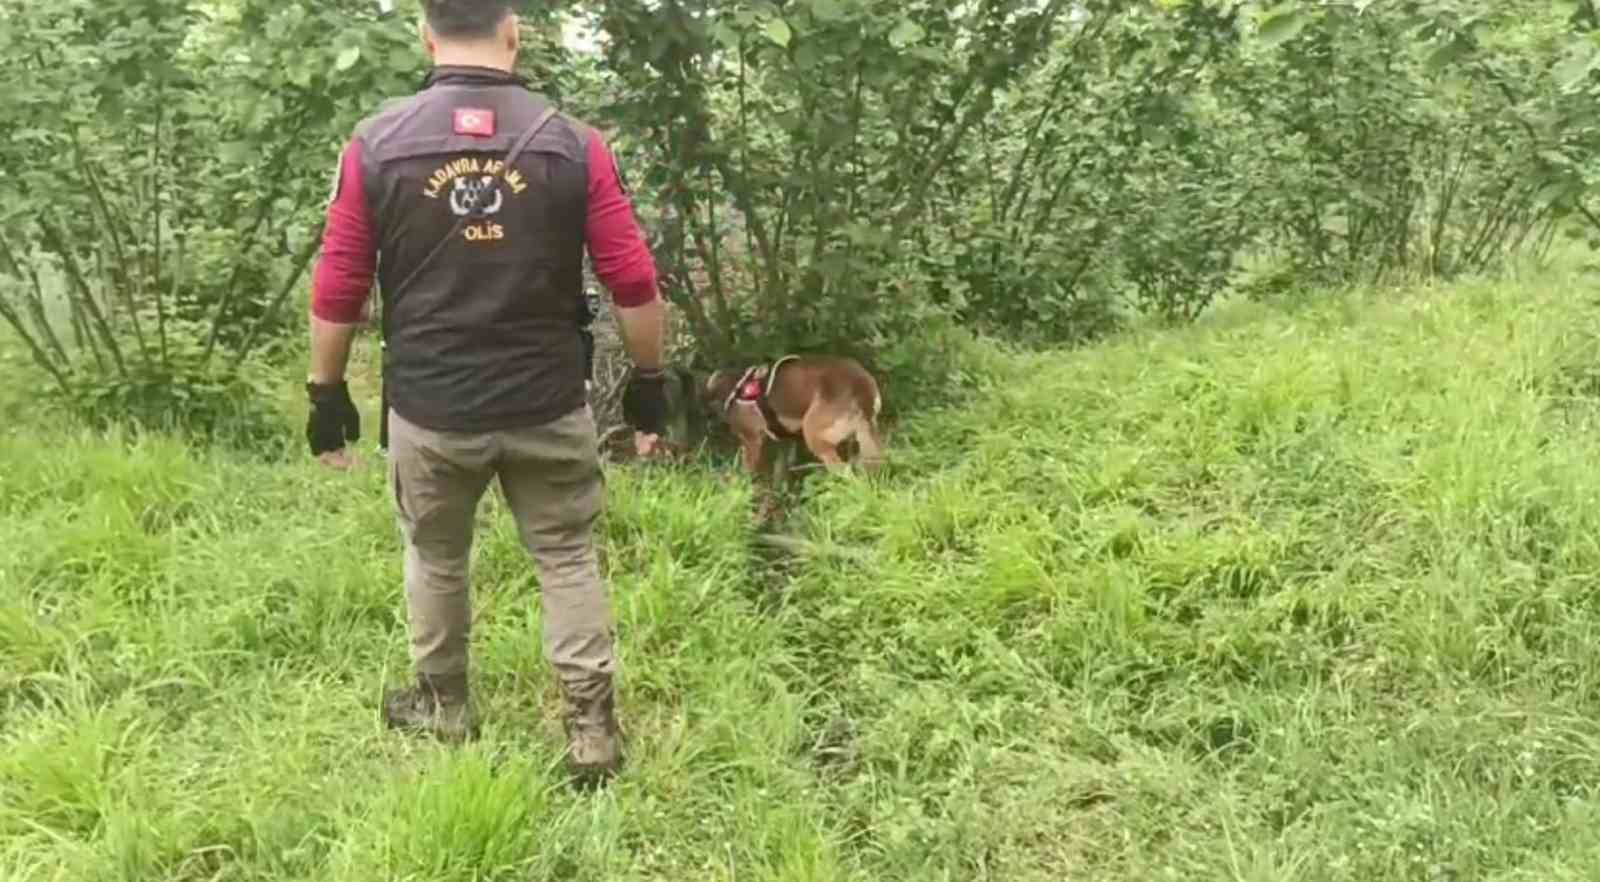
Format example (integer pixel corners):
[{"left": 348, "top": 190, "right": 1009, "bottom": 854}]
[
  {"left": 582, "top": 127, "right": 664, "bottom": 373},
  {"left": 308, "top": 139, "right": 377, "bottom": 384},
  {"left": 611, "top": 296, "right": 665, "bottom": 374}
]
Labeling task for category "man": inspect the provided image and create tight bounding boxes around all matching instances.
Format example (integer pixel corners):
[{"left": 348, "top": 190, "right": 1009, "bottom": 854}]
[{"left": 301, "top": 0, "right": 670, "bottom": 788}]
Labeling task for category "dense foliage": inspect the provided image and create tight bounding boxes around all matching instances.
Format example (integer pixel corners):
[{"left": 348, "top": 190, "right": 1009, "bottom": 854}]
[{"left": 0, "top": 0, "right": 1595, "bottom": 437}]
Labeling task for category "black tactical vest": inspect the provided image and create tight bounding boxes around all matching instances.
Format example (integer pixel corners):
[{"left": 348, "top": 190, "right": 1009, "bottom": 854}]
[{"left": 354, "top": 66, "right": 591, "bottom": 433}]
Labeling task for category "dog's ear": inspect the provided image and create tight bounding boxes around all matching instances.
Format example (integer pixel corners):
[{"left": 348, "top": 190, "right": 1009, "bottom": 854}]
[{"left": 702, "top": 369, "right": 728, "bottom": 398}]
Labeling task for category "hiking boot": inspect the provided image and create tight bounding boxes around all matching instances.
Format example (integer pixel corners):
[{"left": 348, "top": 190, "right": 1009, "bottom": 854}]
[
  {"left": 381, "top": 670, "right": 479, "bottom": 743},
  {"left": 561, "top": 680, "right": 622, "bottom": 788}
]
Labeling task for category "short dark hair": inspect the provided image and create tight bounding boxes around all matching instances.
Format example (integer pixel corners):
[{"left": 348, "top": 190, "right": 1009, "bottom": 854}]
[{"left": 422, "top": 0, "right": 513, "bottom": 41}]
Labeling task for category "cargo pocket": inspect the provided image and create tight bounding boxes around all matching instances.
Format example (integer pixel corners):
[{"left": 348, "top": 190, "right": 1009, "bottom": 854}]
[
  {"left": 555, "top": 405, "right": 606, "bottom": 523},
  {"left": 579, "top": 404, "right": 606, "bottom": 491}
]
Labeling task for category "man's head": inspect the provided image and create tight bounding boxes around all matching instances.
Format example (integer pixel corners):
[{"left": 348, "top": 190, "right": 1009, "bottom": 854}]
[{"left": 419, "top": 0, "right": 519, "bottom": 70}]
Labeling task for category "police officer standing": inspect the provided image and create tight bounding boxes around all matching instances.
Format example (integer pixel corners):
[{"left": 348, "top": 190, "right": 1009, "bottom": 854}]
[{"left": 301, "top": 0, "right": 670, "bottom": 788}]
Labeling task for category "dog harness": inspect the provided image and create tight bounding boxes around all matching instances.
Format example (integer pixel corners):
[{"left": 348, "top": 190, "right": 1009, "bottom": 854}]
[{"left": 723, "top": 355, "right": 800, "bottom": 441}]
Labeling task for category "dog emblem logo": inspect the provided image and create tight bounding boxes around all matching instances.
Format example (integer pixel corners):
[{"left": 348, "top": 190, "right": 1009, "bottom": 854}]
[{"left": 449, "top": 175, "right": 503, "bottom": 217}]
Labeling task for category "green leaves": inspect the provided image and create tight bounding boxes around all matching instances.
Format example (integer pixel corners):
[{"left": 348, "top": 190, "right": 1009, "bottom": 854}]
[
  {"left": 710, "top": 19, "right": 741, "bottom": 50},
  {"left": 334, "top": 46, "right": 361, "bottom": 73},
  {"left": 0, "top": 0, "right": 425, "bottom": 430},
  {"left": 1554, "top": 36, "right": 1600, "bottom": 90},
  {"left": 888, "top": 18, "right": 926, "bottom": 49},
  {"left": 807, "top": 0, "right": 846, "bottom": 23},
  {"left": 1256, "top": 6, "right": 1311, "bottom": 48},
  {"left": 2, "top": 0, "right": 1581, "bottom": 414},
  {"left": 1424, "top": 35, "right": 1470, "bottom": 72},
  {"left": 585, "top": 0, "right": 1080, "bottom": 359},
  {"left": 762, "top": 16, "right": 792, "bottom": 48}
]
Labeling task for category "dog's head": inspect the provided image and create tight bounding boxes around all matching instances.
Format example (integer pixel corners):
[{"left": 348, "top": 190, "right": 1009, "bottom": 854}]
[{"left": 699, "top": 368, "right": 742, "bottom": 416}]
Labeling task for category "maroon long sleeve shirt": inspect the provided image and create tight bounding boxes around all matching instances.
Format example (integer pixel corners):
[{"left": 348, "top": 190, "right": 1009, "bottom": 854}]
[{"left": 310, "top": 127, "right": 658, "bottom": 324}]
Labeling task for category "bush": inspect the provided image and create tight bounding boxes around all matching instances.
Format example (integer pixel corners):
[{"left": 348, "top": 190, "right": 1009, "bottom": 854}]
[{"left": 0, "top": 1, "right": 417, "bottom": 442}]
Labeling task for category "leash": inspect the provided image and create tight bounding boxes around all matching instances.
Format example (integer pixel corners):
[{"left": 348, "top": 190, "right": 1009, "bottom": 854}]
[{"left": 375, "top": 104, "right": 561, "bottom": 453}]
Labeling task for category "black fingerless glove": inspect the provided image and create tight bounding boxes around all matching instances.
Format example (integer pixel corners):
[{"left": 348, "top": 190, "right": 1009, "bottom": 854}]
[
  {"left": 306, "top": 380, "right": 361, "bottom": 456},
  {"left": 621, "top": 368, "right": 668, "bottom": 436}
]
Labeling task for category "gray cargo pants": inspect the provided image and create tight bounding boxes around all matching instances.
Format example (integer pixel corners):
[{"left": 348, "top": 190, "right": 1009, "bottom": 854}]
[{"left": 385, "top": 403, "right": 615, "bottom": 697}]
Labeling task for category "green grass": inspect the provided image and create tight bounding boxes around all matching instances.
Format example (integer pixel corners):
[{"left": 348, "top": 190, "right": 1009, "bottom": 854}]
[{"left": 9, "top": 259, "right": 1600, "bottom": 880}]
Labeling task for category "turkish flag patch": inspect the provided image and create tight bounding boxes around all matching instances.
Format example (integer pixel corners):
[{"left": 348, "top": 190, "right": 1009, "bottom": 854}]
[{"left": 453, "top": 108, "right": 496, "bottom": 137}]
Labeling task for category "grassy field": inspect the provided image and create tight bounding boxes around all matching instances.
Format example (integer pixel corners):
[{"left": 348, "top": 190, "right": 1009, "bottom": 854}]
[{"left": 8, "top": 259, "right": 1600, "bottom": 881}]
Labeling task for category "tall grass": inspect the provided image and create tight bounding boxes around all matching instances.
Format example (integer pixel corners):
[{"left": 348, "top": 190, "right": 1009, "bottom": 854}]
[{"left": 7, "top": 256, "right": 1600, "bottom": 879}]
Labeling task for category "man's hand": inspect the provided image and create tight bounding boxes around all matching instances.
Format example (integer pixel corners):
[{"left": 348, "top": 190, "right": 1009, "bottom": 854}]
[
  {"left": 306, "top": 380, "right": 362, "bottom": 467},
  {"left": 622, "top": 368, "right": 668, "bottom": 456}
]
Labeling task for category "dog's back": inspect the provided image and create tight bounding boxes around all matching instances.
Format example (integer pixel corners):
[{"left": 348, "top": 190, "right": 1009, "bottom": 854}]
[
  {"left": 770, "top": 356, "right": 879, "bottom": 422},
  {"left": 769, "top": 356, "right": 885, "bottom": 471}
]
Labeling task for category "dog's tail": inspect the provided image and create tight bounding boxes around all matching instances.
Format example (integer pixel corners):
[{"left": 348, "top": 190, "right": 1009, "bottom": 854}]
[{"left": 848, "top": 366, "right": 882, "bottom": 426}]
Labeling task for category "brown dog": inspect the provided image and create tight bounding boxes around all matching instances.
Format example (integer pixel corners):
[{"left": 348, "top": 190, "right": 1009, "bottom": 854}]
[{"left": 701, "top": 355, "right": 886, "bottom": 475}]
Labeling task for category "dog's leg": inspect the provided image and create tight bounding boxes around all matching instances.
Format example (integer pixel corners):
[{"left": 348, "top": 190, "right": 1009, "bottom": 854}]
[
  {"left": 744, "top": 433, "right": 786, "bottom": 525},
  {"left": 734, "top": 419, "right": 774, "bottom": 478},
  {"left": 802, "top": 407, "right": 849, "bottom": 474},
  {"left": 740, "top": 434, "right": 765, "bottom": 474}
]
